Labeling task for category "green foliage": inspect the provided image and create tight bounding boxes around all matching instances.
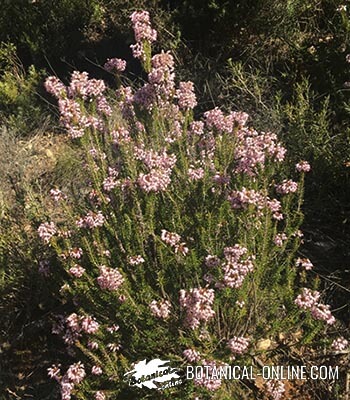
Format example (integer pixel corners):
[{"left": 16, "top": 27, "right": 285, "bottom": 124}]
[{"left": 0, "top": 43, "right": 48, "bottom": 134}]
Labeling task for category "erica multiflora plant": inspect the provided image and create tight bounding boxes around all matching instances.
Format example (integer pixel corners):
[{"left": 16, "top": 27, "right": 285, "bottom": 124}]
[{"left": 39, "top": 10, "right": 345, "bottom": 400}]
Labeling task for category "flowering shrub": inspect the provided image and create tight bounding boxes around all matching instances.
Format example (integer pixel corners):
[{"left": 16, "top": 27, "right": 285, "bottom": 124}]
[{"left": 38, "top": 10, "right": 344, "bottom": 400}]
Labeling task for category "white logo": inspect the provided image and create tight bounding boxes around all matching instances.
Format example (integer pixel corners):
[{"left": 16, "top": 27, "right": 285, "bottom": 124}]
[{"left": 124, "top": 358, "right": 183, "bottom": 390}]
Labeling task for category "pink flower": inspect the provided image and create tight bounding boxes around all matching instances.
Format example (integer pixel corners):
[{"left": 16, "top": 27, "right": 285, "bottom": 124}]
[
  {"left": 47, "top": 364, "right": 61, "bottom": 381},
  {"left": 228, "top": 336, "right": 250, "bottom": 355},
  {"left": 95, "top": 391, "right": 106, "bottom": 400},
  {"left": 138, "top": 169, "right": 172, "bottom": 192},
  {"left": 111, "top": 127, "right": 131, "bottom": 144},
  {"left": 274, "top": 233, "right": 287, "bottom": 247},
  {"left": 183, "top": 348, "right": 201, "bottom": 362},
  {"left": 81, "top": 316, "right": 100, "bottom": 334},
  {"left": 130, "top": 11, "right": 157, "bottom": 43},
  {"left": 106, "top": 324, "right": 120, "bottom": 333},
  {"left": 97, "top": 265, "right": 124, "bottom": 291},
  {"left": 228, "top": 188, "right": 265, "bottom": 210},
  {"left": 45, "top": 76, "right": 66, "bottom": 98},
  {"left": 38, "top": 222, "right": 57, "bottom": 243},
  {"left": 205, "top": 255, "right": 220, "bottom": 268},
  {"left": 296, "top": 161, "right": 311, "bottom": 172},
  {"left": 88, "top": 341, "right": 99, "bottom": 350},
  {"left": 264, "top": 380, "right": 285, "bottom": 400},
  {"left": 219, "top": 245, "right": 254, "bottom": 289},
  {"left": 189, "top": 121, "right": 204, "bottom": 136},
  {"left": 177, "top": 81, "right": 197, "bottom": 109},
  {"left": 332, "top": 337, "right": 348, "bottom": 351},
  {"left": 91, "top": 365, "right": 103, "bottom": 375},
  {"left": 275, "top": 179, "right": 298, "bottom": 195},
  {"left": 179, "top": 287, "right": 215, "bottom": 329},
  {"left": 69, "top": 265, "right": 85, "bottom": 278},
  {"left": 161, "top": 230, "right": 181, "bottom": 246},
  {"left": 76, "top": 211, "right": 105, "bottom": 229},
  {"left": 188, "top": 166, "right": 204, "bottom": 181},
  {"left": 194, "top": 360, "right": 223, "bottom": 391},
  {"left": 69, "top": 247, "right": 83, "bottom": 259},
  {"left": 96, "top": 96, "right": 112, "bottom": 116},
  {"left": 149, "top": 299, "right": 172, "bottom": 319},
  {"left": 50, "top": 188, "right": 67, "bottom": 202},
  {"left": 107, "top": 343, "right": 120, "bottom": 352},
  {"left": 294, "top": 288, "right": 320, "bottom": 310},
  {"left": 104, "top": 58, "right": 126, "bottom": 73},
  {"left": 236, "top": 300, "right": 245, "bottom": 308},
  {"left": 311, "top": 303, "right": 335, "bottom": 325},
  {"left": 66, "top": 362, "right": 85, "bottom": 384},
  {"left": 295, "top": 288, "right": 336, "bottom": 325},
  {"left": 128, "top": 255, "right": 145, "bottom": 265},
  {"left": 174, "top": 242, "right": 189, "bottom": 256},
  {"left": 296, "top": 257, "right": 313, "bottom": 270}
]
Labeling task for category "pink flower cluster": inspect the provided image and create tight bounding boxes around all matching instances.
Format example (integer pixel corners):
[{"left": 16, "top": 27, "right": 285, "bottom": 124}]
[
  {"left": 296, "top": 160, "right": 311, "bottom": 173},
  {"left": 332, "top": 337, "right": 349, "bottom": 351},
  {"left": 146, "top": 51, "right": 176, "bottom": 102},
  {"left": 228, "top": 188, "right": 283, "bottom": 220},
  {"left": 194, "top": 360, "right": 223, "bottom": 391},
  {"left": 66, "top": 313, "right": 100, "bottom": 335},
  {"left": 136, "top": 148, "right": 177, "bottom": 192},
  {"left": 95, "top": 391, "right": 106, "bottom": 400},
  {"left": 189, "top": 121, "right": 204, "bottom": 136},
  {"left": 188, "top": 166, "right": 204, "bottom": 181},
  {"left": 130, "top": 11, "right": 157, "bottom": 43},
  {"left": 111, "top": 127, "right": 131, "bottom": 145},
  {"left": 176, "top": 81, "right": 197, "bottom": 109},
  {"left": 128, "top": 255, "right": 145, "bottom": 265},
  {"left": 45, "top": 72, "right": 107, "bottom": 139},
  {"left": 161, "top": 229, "right": 188, "bottom": 255},
  {"left": 97, "top": 265, "right": 124, "bottom": 291},
  {"left": 228, "top": 188, "right": 265, "bottom": 210},
  {"left": 76, "top": 211, "right": 105, "bottom": 229},
  {"left": 149, "top": 299, "right": 172, "bottom": 319},
  {"left": 38, "top": 222, "right": 57, "bottom": 243},
  {"left": 179, "top": 287, "right": 215, "bottom": 329},
  {"left": 104, "top": 58, "right": 126, "bottom": 73},
  {"left": 219, "top": 245, "right": 254, "bottom": 289},
  {"left": 234, "top": 130, "right": 286, "bottom": 175},
  {"left": 50, "top": 188, "right": 67, "bottom": 202},
  {"left": 91, "top": 365, "right": 103, "bottom": 375},
  {"left": 264, "top": 380, "right": 285, "bottom": 400},
  {"left": 48, "top": 360, "right": 87, "bottom": 399},
  {"left": 130, "top": 11, "right": 157, "bottom": 60},
  {"left": 274, "top": 233, "right": 287, "bottom": 247},
  {"left": 296, "top": 257, "right": 314, "bottom": 270},
  {"left": 227, "top": 336, "right": 250, "bottom": 356},
  {"left": 103, "top": 167, "right": 119, "bottom": 192},
  {"left": 183, "top": 348, "right": 201, "bottom": 362},
  {"left": 45, "top": 76, "right": 67, "bottom": 98},
  {"left": 204, "top": 107, "right": 249, "bottom": 133},
  {"left": 69, "top": 264, "right": 85, "bottom": 278},
  {"left": 49, "top": 362, "right": 86, "bottom": 400},
  {"left": 295, "top": 288, "right": 335, "bottom": 325},
  {"left": 69, "top": 71, "right": 106, "bottom": 98},
  {"left": 138, "top": 169, "right": 171, "bottom": 192},
  {"left": 68, "top": 247, "right": 83, "bottom": 259},
  {"left": 275, "top": 179, "right": 298, "bottom": 195}
]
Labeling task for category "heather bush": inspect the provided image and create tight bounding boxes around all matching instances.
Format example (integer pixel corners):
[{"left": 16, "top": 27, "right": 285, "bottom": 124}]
[{"left": 35, "top": 11, "right": 348, "bottom": 400}]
